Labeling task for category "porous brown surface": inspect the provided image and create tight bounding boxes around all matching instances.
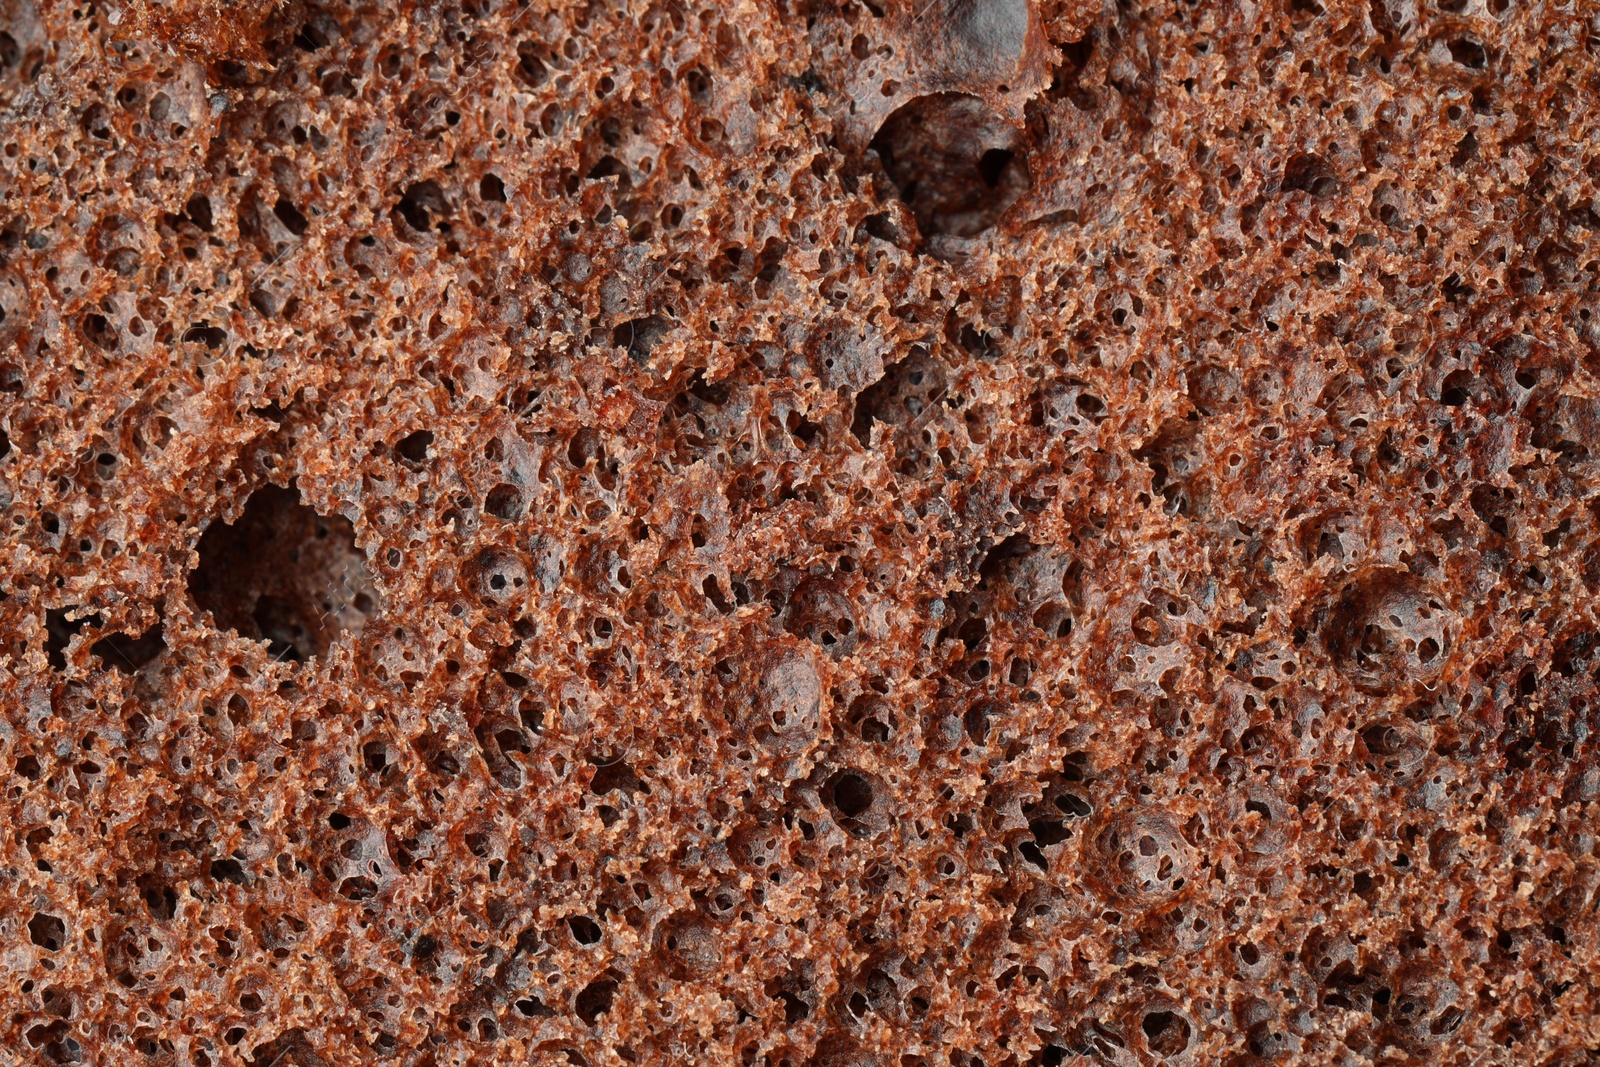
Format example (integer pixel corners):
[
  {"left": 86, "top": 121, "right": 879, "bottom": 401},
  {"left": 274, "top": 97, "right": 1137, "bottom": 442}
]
[{"left": 3, "top": 0, "right": 1600, "bottom": 1064}]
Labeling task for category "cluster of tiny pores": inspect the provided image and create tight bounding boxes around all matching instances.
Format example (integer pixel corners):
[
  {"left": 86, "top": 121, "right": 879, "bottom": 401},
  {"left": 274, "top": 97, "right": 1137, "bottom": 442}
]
[{"left": 3, "top": 0, "right": 1600, "bottom": 1064}]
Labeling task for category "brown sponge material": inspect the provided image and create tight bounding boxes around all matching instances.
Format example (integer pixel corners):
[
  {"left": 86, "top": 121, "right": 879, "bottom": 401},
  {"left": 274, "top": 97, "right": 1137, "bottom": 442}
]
[{"left": 2, "top": 0, "right": 1600, "bottom": 1064}]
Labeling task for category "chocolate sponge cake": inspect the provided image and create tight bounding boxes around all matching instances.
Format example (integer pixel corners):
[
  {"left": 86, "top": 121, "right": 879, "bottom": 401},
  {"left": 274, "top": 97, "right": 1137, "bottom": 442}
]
[{"left": 3, "top": 0, "right": 1600, "bottom": 1063}]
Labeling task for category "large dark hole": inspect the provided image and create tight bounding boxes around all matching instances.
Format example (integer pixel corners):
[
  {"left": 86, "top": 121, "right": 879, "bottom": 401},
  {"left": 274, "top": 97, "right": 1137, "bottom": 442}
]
[
  {"left": 1055, "top": 792, "right": 1092, "bottom": 818},
  {"left": 185, "top": 194, "right": 214, "bottom": 231},
  {"left": 395, "top": 180, "right": 447, "bottom": 233},
  {"left": 978, "top": 148, "right": 1014, "bottom": 188},
  {"left": 28, "top": 912, "right": 66, "bottom": 952},
  {"left": 589, "top": 755, "right": 641, "bottom": 795},
  {"left": 45, "top": 608, "right": 100, "bottom": 671},
  {"left": 870, "top": 92, "right": 1029, "bottom": 238},
  {"left": 294, "top": 21, "right": 329, "bottom": 51},
  {"left": 82, "top": 313, "right": 118, "bottom": 352},
  {"left": 1439, "top": 369, "right": 1475, "bottom": 407},
  {"left": 137, "top": 874, "right": 177, "bottom": 920},
  {"left": 515, "top": 41, "right": 550, "bottom": 88},
  {"left": 188, "top": 484, "right": 379, "bottom": 661},
  {"left": 832, "top": 771, "right": 875, "bottom": 818},
  {"left": 1448, "top": 38, "right": 1487, "bottom": 69},
  {"left": 182, "top": 324, "right": 228, "bottom": 349},
  {"left": 484, "top": 483, "right": 524, "bottom": 521},
  {"left": 567, "top": 916, "right": 603, "bottom": 945},
  {"left": 612, "top": 315, "right": 669, "bottom": 364},
  {"left": 91, "top": 621, "right": 166, "bottom": 673},
  {"left": 1142, "top": 1010, "right": 1191, "bottom": 1055},
  {"left": 516, "top": 996, "right": 554, "bottom": 1018},
  {"left": 272, "top": 198, "right": 309, "bottom": 237},
  {"left": 575, "top": 976, "right": 618, "bottom": 1023},
  {"left": 210, "top": 858, "right": 249, "bottom": 885},
  {"left": 776, "top": 989, "right": 809, "bottom": 1023},
  {"left": 395, "top": 429, "right": 433, "bottom": 464},
  {"left": 1281, "top": 153, "right": 1337, "bottom": 198}
]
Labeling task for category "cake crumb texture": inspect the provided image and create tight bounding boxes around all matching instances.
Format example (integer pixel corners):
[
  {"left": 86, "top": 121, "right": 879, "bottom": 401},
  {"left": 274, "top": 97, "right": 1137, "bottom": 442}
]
[{"left": 2, "top": 0, "right": 1600, "bottom": 1064}]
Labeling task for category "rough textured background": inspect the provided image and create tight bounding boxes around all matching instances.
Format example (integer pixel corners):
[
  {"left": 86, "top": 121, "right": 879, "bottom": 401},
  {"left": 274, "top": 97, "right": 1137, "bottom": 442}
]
[{"left": 3, "top": 0, "right": 1600, "bottom": 1064}]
